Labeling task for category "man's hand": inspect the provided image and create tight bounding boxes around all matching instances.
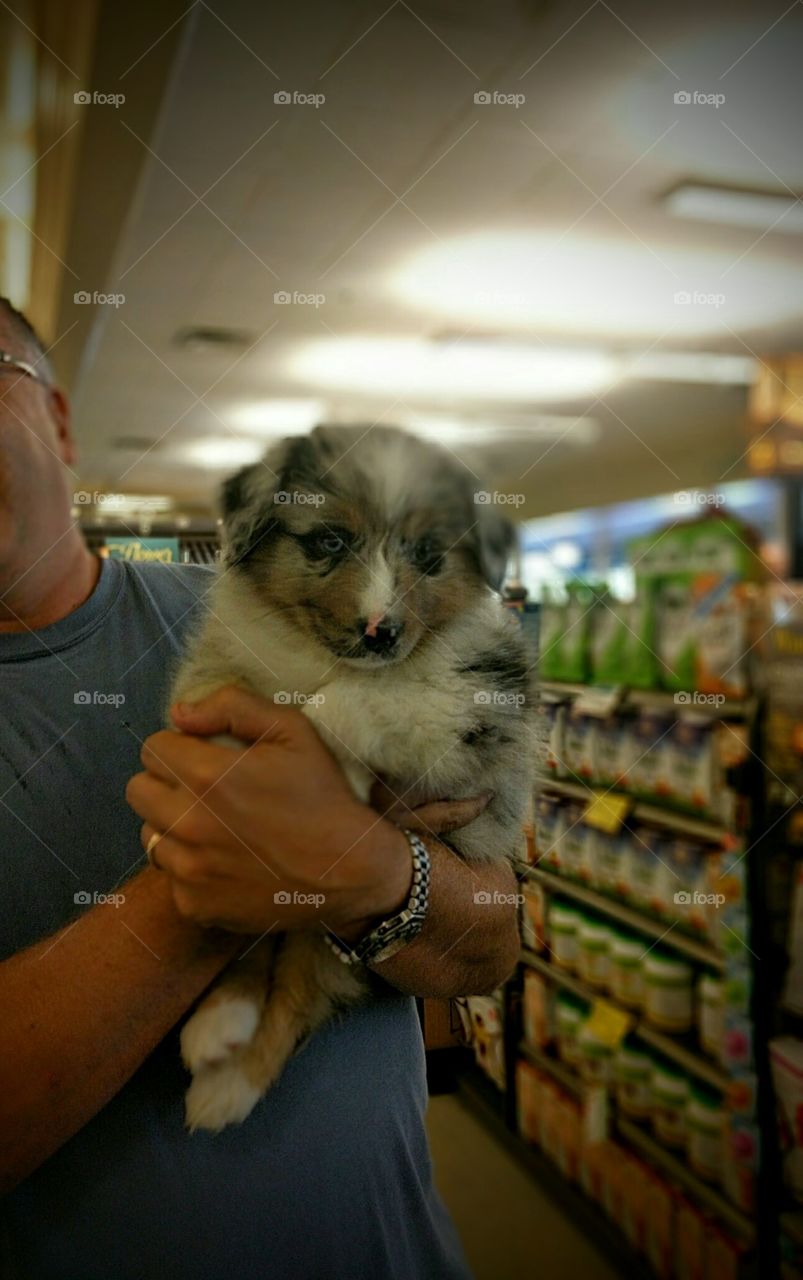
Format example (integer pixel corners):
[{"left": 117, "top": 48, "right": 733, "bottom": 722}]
[{"left": 126, "top": 686, "right": 416, "bottom": 937}]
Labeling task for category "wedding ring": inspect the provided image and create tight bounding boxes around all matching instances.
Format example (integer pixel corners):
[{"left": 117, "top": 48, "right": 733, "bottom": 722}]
[{"left": 146, "top": 830, "right": 165, "bottom": 870}]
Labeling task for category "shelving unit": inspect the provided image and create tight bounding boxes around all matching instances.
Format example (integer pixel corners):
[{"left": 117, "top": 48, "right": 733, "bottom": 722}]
[
  {"left": 536, "top": 774, "right": 732, "bottom": 843},
  {"left": 517, "top": 1039, "right": 755, "bottom": 1246},
  {"left": 539, "top": 680, "right": 758, "bottom": 723},
  {"left": 521, "top": 948, "right": 730, "bottom": 1092},
  {"left": 522, "top": 863, "right": 726, "bottom": 970}
]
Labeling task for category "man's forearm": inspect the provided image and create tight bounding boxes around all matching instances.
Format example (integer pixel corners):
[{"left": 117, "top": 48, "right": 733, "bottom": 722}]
[
  {"left": 0, "top": 867, "right": 238, "bottom": 1193},
  {"left": 367, "top": 841, "right": 520, "bottom": 998}
]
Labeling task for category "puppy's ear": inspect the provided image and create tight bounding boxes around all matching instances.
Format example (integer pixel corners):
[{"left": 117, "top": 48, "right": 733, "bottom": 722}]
[
  {"left": 218, "top": 438, "right": 299, "bottom": 567},
  {"left": 471, "top": 508, "right": 517, "bottom": 592}
]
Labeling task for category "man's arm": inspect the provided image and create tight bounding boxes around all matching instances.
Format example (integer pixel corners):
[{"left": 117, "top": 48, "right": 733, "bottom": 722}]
[
  {"left": 0, "top": 869, "right": 239, "bottom": 1194},
  {"left": 363, "top": 842, "right": 520, "bottom": 997}
]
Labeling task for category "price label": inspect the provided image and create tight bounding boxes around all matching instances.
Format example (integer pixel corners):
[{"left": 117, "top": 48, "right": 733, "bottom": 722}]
[
  {"left": 584, "top": 998, "right": 632, "bottom": 1049},
  {"left": 583, "top": 790, "right": 631, "bottom": 834}
]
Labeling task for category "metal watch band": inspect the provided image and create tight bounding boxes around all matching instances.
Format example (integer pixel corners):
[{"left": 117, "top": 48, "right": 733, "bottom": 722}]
[{"left": 324, "top": 830, "right": 431, "bottom": 967}]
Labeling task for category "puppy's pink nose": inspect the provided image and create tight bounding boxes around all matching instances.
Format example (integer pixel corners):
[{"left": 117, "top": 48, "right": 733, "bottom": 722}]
[{"left": 364, "top": 613, "right": 385, "bottom": 638}]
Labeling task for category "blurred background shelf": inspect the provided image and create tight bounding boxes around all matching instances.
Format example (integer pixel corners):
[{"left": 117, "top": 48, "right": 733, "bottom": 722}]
[
  {"left": 534, "top": 775, "right": 732, "bottom": 842},
  {"left": 521, "top": 864, "right": 726, "bottom": 971}
]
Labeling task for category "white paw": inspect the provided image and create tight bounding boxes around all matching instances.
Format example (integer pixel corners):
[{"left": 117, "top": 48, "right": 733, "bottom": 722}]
[
  {"left": 185, "top": 1063, "right": 262, "bottom": 1133},
  {"left": 181, "top": 998, "right": 260, "bottom": 1073}
]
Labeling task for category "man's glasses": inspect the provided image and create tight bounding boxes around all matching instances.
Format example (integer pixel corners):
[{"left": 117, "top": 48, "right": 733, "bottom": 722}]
[{"left": 0, "top": 350, "right": 43, "bottom": 383}]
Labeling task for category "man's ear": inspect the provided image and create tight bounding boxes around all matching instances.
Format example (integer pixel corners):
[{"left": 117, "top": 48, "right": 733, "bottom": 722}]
[
  {"left": 471, "top": 508, "right": 517, "bottom": 591},
  {"left": 46, "top": 386, "right": 75, "bottom": 466}
]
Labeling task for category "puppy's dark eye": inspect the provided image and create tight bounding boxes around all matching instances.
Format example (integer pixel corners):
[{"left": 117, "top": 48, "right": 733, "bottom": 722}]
[{"left": 410, "top": 537, "right": 443, "bottom": 574}]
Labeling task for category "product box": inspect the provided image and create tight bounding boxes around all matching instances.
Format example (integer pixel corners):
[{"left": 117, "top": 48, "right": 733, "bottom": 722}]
[
  {"left": 523, "top": 969, "right": 553, "bottom": 1049},
  {"left": 674, "top": 1199, "right": 707, "bottom": 1280},
  {"left": 643, "top": 1175, "right": 675, "bottom": 1280},
  {"left": 515, "top": 1059, "right": 544, "bottom": 1145},
  {"left": 521, "top": 883, "right": 547, "bottom": 954}
]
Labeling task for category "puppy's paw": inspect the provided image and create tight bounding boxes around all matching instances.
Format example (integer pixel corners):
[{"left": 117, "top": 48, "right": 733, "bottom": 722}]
[
  {"left": 185, "top": 1063, "right": 262, "bottom": 1133},
  {"left": 181, "top": 998, "right": 260, "bottom": 1073}
]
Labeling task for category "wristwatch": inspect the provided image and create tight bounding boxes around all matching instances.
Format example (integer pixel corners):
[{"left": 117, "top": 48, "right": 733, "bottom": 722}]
[{"left": 323, "top": 830, "right": 431, "bottom": 967}]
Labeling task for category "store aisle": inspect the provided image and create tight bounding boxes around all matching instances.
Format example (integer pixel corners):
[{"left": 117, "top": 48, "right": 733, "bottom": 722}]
[{"left": 427, "top": 1094, "right": 622, "bottom": 1280}]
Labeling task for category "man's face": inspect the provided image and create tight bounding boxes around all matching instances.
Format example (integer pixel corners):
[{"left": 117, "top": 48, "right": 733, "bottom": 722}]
[{"left": 0, "top": 321, "right": 73, "bottom": 574}]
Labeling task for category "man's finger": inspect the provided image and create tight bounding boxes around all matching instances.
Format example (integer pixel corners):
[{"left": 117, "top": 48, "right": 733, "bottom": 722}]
[
  {"left": 170, "top": 685, "right": 305, "bottom": 745},
  {"left": 382, "top": 792, "right": 494, "bottom": 836}
]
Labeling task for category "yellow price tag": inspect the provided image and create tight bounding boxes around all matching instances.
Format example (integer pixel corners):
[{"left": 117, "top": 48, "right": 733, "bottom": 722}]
[
  {"left": 583, "top": 790, "right": 631, "bottom": 834},
  {"left": 584, "top": 999, "right": 632, "bottom": 1049}
]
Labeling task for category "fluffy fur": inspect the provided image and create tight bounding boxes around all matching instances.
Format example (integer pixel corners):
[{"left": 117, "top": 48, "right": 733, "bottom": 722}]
[{"left": 171, "top": 424, "right": 535, "bottom": 1131}]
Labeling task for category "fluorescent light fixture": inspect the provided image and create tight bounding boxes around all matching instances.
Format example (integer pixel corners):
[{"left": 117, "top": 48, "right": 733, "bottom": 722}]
[
  {"left": 665, "top": 183, "right": 803, "bottom": 233},
  {"left": 391, "top": 231, "right": 803, "bottom": 337},
  {"left": 398, "top": 411, "right": 600, "bottom": 446},
  {"left": 227, "top": 398, "right": 325, "bottom": 434},
  {"left": 623, "top": 351, "right": 756, "bottom": 385},
  {"left": 289, "top": 337, "right": 618, "bottom": 402},
  {"left": 182, "top": 438, "right": 265, "bottom": 469}
]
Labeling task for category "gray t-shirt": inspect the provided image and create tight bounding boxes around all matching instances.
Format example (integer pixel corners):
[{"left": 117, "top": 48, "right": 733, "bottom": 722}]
[{"left": 0, "top": 557, "right": 470, "bottom": 1280}]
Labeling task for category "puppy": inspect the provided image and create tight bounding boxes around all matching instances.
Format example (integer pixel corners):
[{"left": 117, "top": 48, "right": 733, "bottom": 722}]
[{"left": 172, "top": 425, "right": 535, "bottom": 1132}]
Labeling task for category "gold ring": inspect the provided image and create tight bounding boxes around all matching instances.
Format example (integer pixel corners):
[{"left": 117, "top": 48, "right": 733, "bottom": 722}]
[{"left": 146, "top": 830, "right": 165, "bottom": 869}]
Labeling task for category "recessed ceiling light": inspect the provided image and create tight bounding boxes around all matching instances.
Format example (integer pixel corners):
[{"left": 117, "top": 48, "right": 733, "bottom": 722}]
[
  {"left": 664, "top": 183, "right": 803, "bottom": 233},
  {"left": 173, "top": 326, "right": 254, "bottom": 352}
]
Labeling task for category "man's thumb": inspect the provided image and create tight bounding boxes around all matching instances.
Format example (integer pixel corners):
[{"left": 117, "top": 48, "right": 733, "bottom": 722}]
[{"left": 171, "top": 685, "right": 302, "bottom": 744}]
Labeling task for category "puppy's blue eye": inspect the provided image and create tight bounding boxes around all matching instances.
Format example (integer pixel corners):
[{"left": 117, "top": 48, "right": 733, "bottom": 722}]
[
  {"left": 411, "top": 537, "right": 442, "bottom": 572},
  {"left": 321, "top": 534, "right": 345, "bottom": 554}
]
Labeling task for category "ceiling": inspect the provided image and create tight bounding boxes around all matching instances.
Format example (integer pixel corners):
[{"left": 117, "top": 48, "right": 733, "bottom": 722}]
[{"left": 32, "top": 0, "right": 803, "bottom": 516}]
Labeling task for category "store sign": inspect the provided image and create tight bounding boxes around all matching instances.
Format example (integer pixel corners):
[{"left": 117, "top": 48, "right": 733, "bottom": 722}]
[{"left": 104, "top": 537, "right": 180, "bottom": 563}]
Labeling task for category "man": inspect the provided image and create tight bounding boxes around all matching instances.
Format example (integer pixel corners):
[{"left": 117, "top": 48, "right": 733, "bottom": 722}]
[{"left": 0, "top": 300, "right": 520, "bottom": 1279}]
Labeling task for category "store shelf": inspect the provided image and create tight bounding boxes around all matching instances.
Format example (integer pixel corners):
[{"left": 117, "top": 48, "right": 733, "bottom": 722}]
[
  {"left": 539, "top": 681, "right": 757, "bottom": 722},
  {"left": 520, "top": 949, "right": 731, "bottom": 1092},
  {"left": 522, "top": 864, "right": 726, "bottom": 972},
  {"left": 535, "top": 775, "right": 731, "bottom": 843},
  {"left": 455, "top": 1066, "right": 653, "bottom": 1280},
  {"left": 518, "top": 1040, "right": 585, "bottom": 1098},
  {"left": 616, "top": 1116, "right": 755, "bottom": 1246}
]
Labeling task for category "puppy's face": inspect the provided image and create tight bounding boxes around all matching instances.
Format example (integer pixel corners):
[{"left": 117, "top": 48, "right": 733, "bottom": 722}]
[{"left": 221, "top": 426, "right": 514, "bottom": 668}]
